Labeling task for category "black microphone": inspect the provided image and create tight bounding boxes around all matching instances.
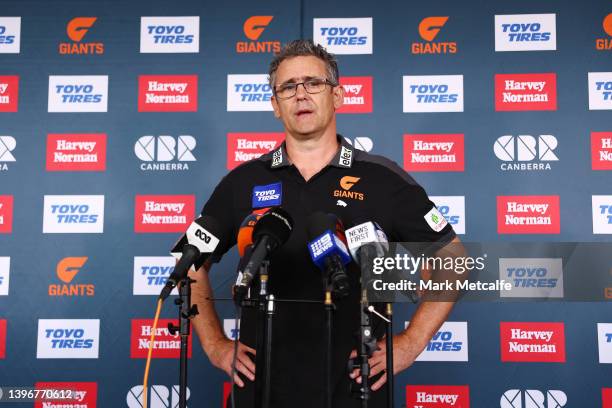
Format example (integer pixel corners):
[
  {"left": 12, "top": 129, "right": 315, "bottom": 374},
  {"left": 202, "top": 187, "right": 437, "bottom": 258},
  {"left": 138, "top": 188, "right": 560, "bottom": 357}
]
[
  {"left": 163, "top": 215, "right": 224, "bottom": 300},
  {"left": 234, "top": 207, "right": 294, "bottom": 305}
]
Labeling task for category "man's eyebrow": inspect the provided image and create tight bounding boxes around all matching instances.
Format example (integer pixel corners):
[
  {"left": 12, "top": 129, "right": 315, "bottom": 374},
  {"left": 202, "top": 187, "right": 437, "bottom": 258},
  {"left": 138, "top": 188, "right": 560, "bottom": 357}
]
[{"left": 277, "top": 76, "right": 318, "bottom": 86}]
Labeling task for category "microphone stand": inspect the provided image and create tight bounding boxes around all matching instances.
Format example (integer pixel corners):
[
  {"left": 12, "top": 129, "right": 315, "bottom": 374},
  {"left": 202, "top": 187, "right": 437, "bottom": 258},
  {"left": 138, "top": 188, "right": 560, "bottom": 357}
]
[
  {"left": 324, "top": 285, "right": 334, "bottom": 408},
  {"left": 167, "top": 276, "right": 199, "bottom": 408},
  {"left": 385, "top": 303, "right": 394, "bottom": 408},
  {"left": 254, "top": 261, "right": 274, "bottom": 408}
]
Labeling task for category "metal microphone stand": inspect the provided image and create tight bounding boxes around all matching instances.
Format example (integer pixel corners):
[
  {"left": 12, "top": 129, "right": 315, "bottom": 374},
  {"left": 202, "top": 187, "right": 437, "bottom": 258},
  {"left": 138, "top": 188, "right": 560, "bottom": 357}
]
[
  {"left": 324, "top": 284, "right": 335, "bottom": 408},
  {"left": 385, "top": 303, "right": 394, "bottom": 408},
  {"left": 254, "top": 261, "right": 274, "bottom": 408}
]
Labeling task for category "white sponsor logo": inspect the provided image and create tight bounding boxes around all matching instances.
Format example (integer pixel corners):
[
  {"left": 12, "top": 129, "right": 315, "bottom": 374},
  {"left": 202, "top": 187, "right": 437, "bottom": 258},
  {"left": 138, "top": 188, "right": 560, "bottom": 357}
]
[
  {"left": 406, "top": 321, "right": 469, "bottom": 362},
  {"left": 313, "top": 18, "right": 373, "bottom": 54},
  {"left": 424, "top": 206, "right": 448, "bottom": 232},
  {"left": 598, "top": 323, "right": 612, "bottom": 363},
  {"left": 0, "top": 17, "right": 21, "bottom": 54},
  {"left": 344, "top": 136, "right": 373, "bottom": 152},
  {"left": 227, "top": 74, "right": 273, "bottom": 111},
  {"left": 140, "top": 17, "right": 199, "bottom": 53},
  {"left": 499, "top": 258, "right": 563, "bottom": 298},
  {"left": 494, "top": 135, "right": 558, "bottom": 171},
  {"left": 495, "top": 14, "right": 557, "bottom": 52},
  {"left": 126, "top": 385, "right": 190, "bottom": 408},
  {"left": 501, "top": 389, "right": 567, "bottom": 408},
  {"left": 588, "top": 72, "right": 612, "bottom": 110},
  {"left": 224, "top": 319, "right": 240, "bottom": 340},
  {"left": 135, "top": 135, "right": 196, "bottom": 171},
  {"left": 431, "top": 196, "right": 465, "bottom": 234},
  {"left": 43, "top": 195, "right": 105, "bottom": 233},
  {"left": 0, "top": 257, "right": 9, "bottom": 296},
  {"left": 0, "top": 136, "right": 16, "bottom": 168},
  {"left": 338, "top": 145, "right": 353, "bottom": 167},
  {"left": 403, "top": 75, "right": 464, "bottom": 112},
  {"left": 48, "top": 75, "right": 108, "bottom": 112},
  {"left": 133, "top": 256, "right": 177, "bottom": 295},
  {"left": 36, "top": 319, "right": 99, "bottom": 359},
  {"left": 592, "top": 195, "right": 612, "bottom": 234}
]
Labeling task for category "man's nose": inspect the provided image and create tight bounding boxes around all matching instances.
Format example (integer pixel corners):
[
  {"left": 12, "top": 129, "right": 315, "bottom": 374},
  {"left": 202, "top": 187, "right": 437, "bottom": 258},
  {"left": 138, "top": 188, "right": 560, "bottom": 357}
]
[{"left": 295, "top": 83, "right": 309, "bottom": 99}]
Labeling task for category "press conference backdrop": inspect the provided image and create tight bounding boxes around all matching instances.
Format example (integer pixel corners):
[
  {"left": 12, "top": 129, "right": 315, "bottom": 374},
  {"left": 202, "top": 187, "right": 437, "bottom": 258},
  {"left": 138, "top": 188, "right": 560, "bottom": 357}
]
[{"left": 0, "top": 0, "right": 611, "bottom": 406}]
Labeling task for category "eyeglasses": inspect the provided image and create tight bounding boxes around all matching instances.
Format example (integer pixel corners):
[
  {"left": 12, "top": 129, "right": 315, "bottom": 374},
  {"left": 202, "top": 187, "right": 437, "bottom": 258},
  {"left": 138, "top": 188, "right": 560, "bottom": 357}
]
[{"left": 274, "top": 78, "right": 337, "bottom": 99}]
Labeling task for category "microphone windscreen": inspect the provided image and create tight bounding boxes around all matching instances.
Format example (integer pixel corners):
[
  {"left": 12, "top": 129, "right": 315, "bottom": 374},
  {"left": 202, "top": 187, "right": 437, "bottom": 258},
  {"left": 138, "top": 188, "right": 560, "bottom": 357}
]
[{"left": 252, "top": 207, "right": 294, "bottom": 247}]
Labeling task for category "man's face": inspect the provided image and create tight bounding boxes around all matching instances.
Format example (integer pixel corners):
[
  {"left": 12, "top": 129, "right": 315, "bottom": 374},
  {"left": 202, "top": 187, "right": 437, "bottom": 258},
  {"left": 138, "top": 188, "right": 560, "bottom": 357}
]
[{"left": 271, "top": 55, "right": 343, "bottom": 139}]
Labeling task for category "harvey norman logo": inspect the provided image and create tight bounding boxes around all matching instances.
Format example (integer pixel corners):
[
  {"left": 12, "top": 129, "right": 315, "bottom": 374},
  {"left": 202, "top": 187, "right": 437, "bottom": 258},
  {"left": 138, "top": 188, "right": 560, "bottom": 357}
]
[
  {"left": 403, "top": 134, "right": 464, "bottom": 172},
  {"left": 0, "top": 195, "right": 13, "bottom": 233},
  {"left": 403, "top": 75, "right": 463, "bottom": 112},
  {"left": 0, "top": 257, "right": 9, "bottom": 296},
  {"left": 140, "top": 16, "right": 199, "bottom": 53},
  {"left": 227, "top": 133, "right": 284, "bottom": 170},
  {"left": 337, "top": 76, "right": 373, "bottom": 113},
  {"left": 34, "top": 382, "right": 97, "bottom": 408},
  {"left": 431, "top": 196, "right": 465, "bottom": 234},
  {"left": 494, "top": 135, "right": 558, "bottom": 172},
  {"left": 133, "top": 256, "right": 177, "bottom": 296},
  {"left": 46, "top": 134, "right": 106, "bottom": 171},
  {"left": 499, "top": 258, "right": 563, "bottom": 298},
  {"left": 500, "top": 322, "right": 565, "bottom": 362},
  {"left": 314, "top": 17, "right": 373, "bottom": 54},
  {"left": 497, "top": 196, "right": 560, "bottom": 234},
  {"left": 43, "top": 195, "right": 105, "bottom": 234},
  {"left": 598, "top": 323, "right": 612, "bottom": 363},
  {"left": 406, "top": 321, "right": 468, "bottom": 362},
  {"left": 130, "top": 319, "right": 191, "bottom": 358},
  {"left": 227, "top": 74, "right": 273, "bottom": 111},
  {"left": 588, "top": 72, "right": 612, "bottom": 110},
  {"left": 501, "top": 390, "right": 567, "bottom": 408},
  {"left": 591, "top": 132, "right": 612, "bottom": 170},
  {"left": 495, "top": 14, "right": 556, "bottom": 52},
  {"left": 134, "top": 195, "right": 195, "bottom": 233},
  {"left": 135, "top": 135, "right": 196, "bottom": 171},
  {"left": 406, "top": 385, "right": 470, "bottom": 407},
  {"left": 138, "top": 75, "right": 198, "bottom": 112},
  {"left": 36, "top": 319, "right": 100, "bottom": 359},
  {"left": 495, "top": 73, "right": 557, "bottom": 111},
  {"left": 48, "top": 75, "right": 108, "bottom": 112},
  {"left": 0, "top": 76, "right": 19, "bottom": 112},
  {"left": 0, "top": 17, "right": 21, "bottom": 53},
  {"left": 592, "top": 195, "right": 612, "bottom": 234}
]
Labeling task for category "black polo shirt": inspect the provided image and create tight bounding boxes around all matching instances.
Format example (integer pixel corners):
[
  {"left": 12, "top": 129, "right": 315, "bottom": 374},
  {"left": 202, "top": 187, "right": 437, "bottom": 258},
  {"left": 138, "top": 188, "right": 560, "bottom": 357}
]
[{"left": 203, "top": 136, "right": 456, "bottom": 408}]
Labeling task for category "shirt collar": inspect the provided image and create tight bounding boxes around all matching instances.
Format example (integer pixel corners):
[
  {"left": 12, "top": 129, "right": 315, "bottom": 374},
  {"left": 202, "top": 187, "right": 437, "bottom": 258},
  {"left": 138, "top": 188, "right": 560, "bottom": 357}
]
[{"left": 270, "top": 134, "right": 354, "bottom": 169}]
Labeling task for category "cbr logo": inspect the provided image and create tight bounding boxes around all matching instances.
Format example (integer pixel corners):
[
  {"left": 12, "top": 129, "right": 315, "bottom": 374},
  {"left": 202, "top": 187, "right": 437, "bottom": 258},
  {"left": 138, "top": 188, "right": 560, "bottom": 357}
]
[
  {"left": 57, "top": 257, "right": 87, "bottom": 283},
  {"left": 419, "top": 16, "right": 448, "bottom": 41},
  {"left": 501, "top": 389, "right": 567, "bottom": 408},
  {"left": 340, "top": 176, "right": 360, "bottom": 190},
  {"left": 67, "top": 17, "right": 97, "bottom": 41},
  {"left": 126, "top": 385, "right": 190, "bottom": 408},
  {"left": 243, "top": 16, "right": 273, "bottom": 40},
  {"left": 195, "top": 229, "right": 211, "bottom": 243}
]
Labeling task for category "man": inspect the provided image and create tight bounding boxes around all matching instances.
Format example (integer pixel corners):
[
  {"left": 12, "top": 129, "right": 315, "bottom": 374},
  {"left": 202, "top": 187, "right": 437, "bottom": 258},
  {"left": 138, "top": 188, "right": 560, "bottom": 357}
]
[{"left": 188, "top": 39, "right": 460, "bottom": 407}]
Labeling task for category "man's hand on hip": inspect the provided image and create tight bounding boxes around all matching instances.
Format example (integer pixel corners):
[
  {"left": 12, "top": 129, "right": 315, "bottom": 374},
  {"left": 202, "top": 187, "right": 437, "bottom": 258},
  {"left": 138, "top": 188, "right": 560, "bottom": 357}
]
[{"left": 208, "top": 338, "right": 256, "bottom": 388}]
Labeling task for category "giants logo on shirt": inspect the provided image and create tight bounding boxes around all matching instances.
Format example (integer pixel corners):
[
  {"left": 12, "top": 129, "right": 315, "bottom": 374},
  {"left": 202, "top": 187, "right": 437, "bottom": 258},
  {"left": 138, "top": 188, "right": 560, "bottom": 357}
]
[
  {"left": 406, "top": 385, "right": 470, "bottom": 407},
  {"left": 0, "top": 75, "right": 18, "bottom": 111},
  {"left": 500, "top": 322, "right": 566, "bottom": 362},
  {"left": 46, "top": 134, "right": 107, "bottom": 171},
  {"left": 0, "top": 17, "right": 21, "bottom": 53},
  {"left": 495, "top": 73, "right": 557, "bottom": 111},
  {"left": 227, "top": 133, "right": 284, "bottom": 169},
  {"left": 497, "top": 196, "right": 560, "bottom": 234},
  {"left": 130, "top": 319, "right": 191, "bottom": 358},
  {"left": 0, "top": 319, "right": 5, "bottom": 358},
  {"left": 34, "top": 382, "right": 98, "bottom": 407},
  {"left": 403, "top": 134, "right": 464, "bottom": 172},
  {"left": 592, "top": 132, "right": 612, "bottom": 170},
  {"left": 0, "top": 195, "right": 13, "bottom": 233},
  {"left": 134, "top": 195, "right": 195, "bottom": 233},
  {"left": 337, "top": 76, "right": 372, "bottom": 113},
  {"left": 138, "top": 75, "right": 198, "bottom": 112}
]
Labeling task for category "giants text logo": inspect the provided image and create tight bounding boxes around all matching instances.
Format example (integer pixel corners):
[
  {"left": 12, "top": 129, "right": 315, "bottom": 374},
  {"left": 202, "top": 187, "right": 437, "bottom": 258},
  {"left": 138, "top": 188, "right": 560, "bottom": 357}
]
[
  {"left": 126, "top": 385, "right": 190, "bottom": 408},
  {"left": 596, "top": 13, "right": 612, "bottom": 51},
  {"left": 406, "top": 385, "right": 470, "bottom": 407},
  {"left": 500, "top": 322, "right": 565, "bottom": 362},
  {"left": 431, "top": 196, "right": 465, "bottom": 234},
  {"left": 59, "top": 17, "right": 104, "bottom": 55},
  {"left": 0, "top": 195, "right": 14, "bottom": 233},
  {"left": 495, "top": 14, "right": 556, "bottom": 52},
  {"left": 403, "top": 75, "right": 463, "bottom": 112},
  {"left": 0, "top": 17, "right": 21, "bottom": 53},
  {"left": 138, "top": 75, "right": 197, "bottom": 112},
  {"left": 598, "top": 323, "right": 612, "bottom": 363},
  {"left": 34, "top": 382, "right": 97, "bottom": 408},
  {"left": 499, "top": 258, "right": 563, "bottom": 298},
  {"left": 43, "top": 195, "right": 105, "bottom": 233},
  {"left": 0, "top": 75, "right": 18, "bottom": 111},
  {"left": 46, "top": 134, "right": 106, "bottom": 171},
  {"left": 592, "top": 132, "right": 612, "bottom": 170},
  {"left": 134, "top": 195, "right": 195, "bottom": 233},
  {"left": 501, "top": 390, "right": 567, "bottom": 408},
  {"left": 227, "top": 133, "right": 284, "bottom": 170},
  {"left": 313, "top": 18, "right": 373, "bottom": 54},
  {"left": 49, "top": 257, "right": 94, "bottom": 297},
  {"left": 412, "top": 16, "right": 457, "bottom": 54},
  {"left": 237, "top": 16, "right": 281, "bottom": 53},
  {"left": 0, "top": 136, "right": 16, "bottom": 171},
  {"left": 337, "top": 76, "right": 373, "bottom": 113},
  {"left": 130, "top": 319, "right": 191, "bottom": 358},
  {"left": 227, "top": 74, "right": 273, "bottom": 111},
  {"left": 592, "top": 196, "right": 612, "bottom": 234},
  {"left": 133, "top": 256, "right": 177, "bottom": 296},
  {"left": 48, "top": 75, "right": 108, "bottom": 112},
  {"left": 36, "top": 319, "right": 100, "bottom": 359},
  {"left": 140, "top": 17, "right": 199, "bottom": 53},
  {"left": 135, "top": 135, "right": 196, "bottom": 171},
  {"left": 589, "top": 72, "right": 612, "bottom": 110},
  {"left": 494, "top": 135, "right": 558, "bottom": 171},
  {"left": 404, "top": 134, "right": 465, "bottom": 172},
  {"left": 0, "top": 257, "right": 9, "bottom": 296},
  {"left": 495, "top": 73, "right": 557, "bottom": 111},
  {"left": 497, "top": 196, "right": 560, "bottom": 234}
]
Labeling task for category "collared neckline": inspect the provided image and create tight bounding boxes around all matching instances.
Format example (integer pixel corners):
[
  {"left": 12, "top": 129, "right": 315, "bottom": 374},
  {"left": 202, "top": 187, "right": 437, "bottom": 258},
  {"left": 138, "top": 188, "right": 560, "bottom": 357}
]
[{"left": 269, "top": 134, "right": 354, "bottom": 169}]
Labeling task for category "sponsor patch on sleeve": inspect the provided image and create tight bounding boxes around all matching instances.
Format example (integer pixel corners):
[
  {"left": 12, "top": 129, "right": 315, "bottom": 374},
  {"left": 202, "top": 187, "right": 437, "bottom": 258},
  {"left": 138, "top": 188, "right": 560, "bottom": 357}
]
[
  {"left": 425, "top": 206, "right": 448, "bottom": 232},
  {"left": 252, "top": 182, "right": 282, "bottom": 208}
]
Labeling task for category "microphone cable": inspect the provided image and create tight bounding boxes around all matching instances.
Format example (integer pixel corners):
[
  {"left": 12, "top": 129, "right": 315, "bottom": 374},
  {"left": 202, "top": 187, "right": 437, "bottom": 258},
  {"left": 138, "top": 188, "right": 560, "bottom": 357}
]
[{"left": 142, "top": 297, "right": 163, "bottom": 408}]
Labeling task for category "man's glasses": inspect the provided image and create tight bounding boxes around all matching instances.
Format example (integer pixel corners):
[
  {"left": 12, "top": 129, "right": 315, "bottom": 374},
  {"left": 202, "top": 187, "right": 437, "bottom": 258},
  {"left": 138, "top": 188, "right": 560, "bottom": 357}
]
[{"left": 274, "top": 78, "right": 337, "bottom": 99}]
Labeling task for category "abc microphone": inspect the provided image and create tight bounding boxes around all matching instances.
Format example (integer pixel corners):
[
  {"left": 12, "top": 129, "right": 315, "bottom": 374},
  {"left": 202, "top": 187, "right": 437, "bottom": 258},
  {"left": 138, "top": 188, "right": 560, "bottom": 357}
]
[{"left": 162, "top": 215, "right": 223, "bottom": 301}]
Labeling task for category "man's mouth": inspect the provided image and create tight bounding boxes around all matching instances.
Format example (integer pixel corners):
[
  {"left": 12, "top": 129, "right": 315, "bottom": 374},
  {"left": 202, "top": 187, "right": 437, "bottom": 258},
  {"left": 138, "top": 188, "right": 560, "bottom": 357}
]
[{"left": 295, "top": 108, "right": 313, "bottom": 117}]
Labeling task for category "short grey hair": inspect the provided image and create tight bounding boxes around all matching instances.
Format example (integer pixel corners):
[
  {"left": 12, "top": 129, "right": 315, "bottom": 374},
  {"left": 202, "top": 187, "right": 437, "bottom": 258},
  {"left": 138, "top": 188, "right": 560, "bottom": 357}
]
[{"left": 268, "top": 39, "right": 339, "bottom": 89}]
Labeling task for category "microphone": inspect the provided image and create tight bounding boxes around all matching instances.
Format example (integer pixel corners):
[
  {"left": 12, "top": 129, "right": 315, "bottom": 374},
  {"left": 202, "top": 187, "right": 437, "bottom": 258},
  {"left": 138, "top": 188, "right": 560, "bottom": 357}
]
[
  {"left": 344, "top": 221, "right": 389, "bottom": 268},
  {"left": 163, "top": 215, "right": 223, "bottom": 300},
  {"left": 234, "top": 207, "right": 294, "bottom": 305},
  {"left": 306, "top": 212, "right": 352, "bottom": 297}
]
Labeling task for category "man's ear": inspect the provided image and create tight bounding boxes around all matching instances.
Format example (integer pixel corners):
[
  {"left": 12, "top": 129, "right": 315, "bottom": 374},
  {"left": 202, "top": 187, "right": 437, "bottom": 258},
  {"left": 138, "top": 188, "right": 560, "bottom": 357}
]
[
  {"left": 271, "top": 95, "right": 281, "bottom": 119},
  {"left": 333, "top": 84, "right": 344, "bottom": 110}
]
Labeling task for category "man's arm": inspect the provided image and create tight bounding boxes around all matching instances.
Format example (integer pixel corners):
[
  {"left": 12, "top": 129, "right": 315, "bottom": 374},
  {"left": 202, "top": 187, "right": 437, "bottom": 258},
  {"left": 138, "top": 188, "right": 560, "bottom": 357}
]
[{"left": 188, "top": 261, "right": 256, "bottom": 387}]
